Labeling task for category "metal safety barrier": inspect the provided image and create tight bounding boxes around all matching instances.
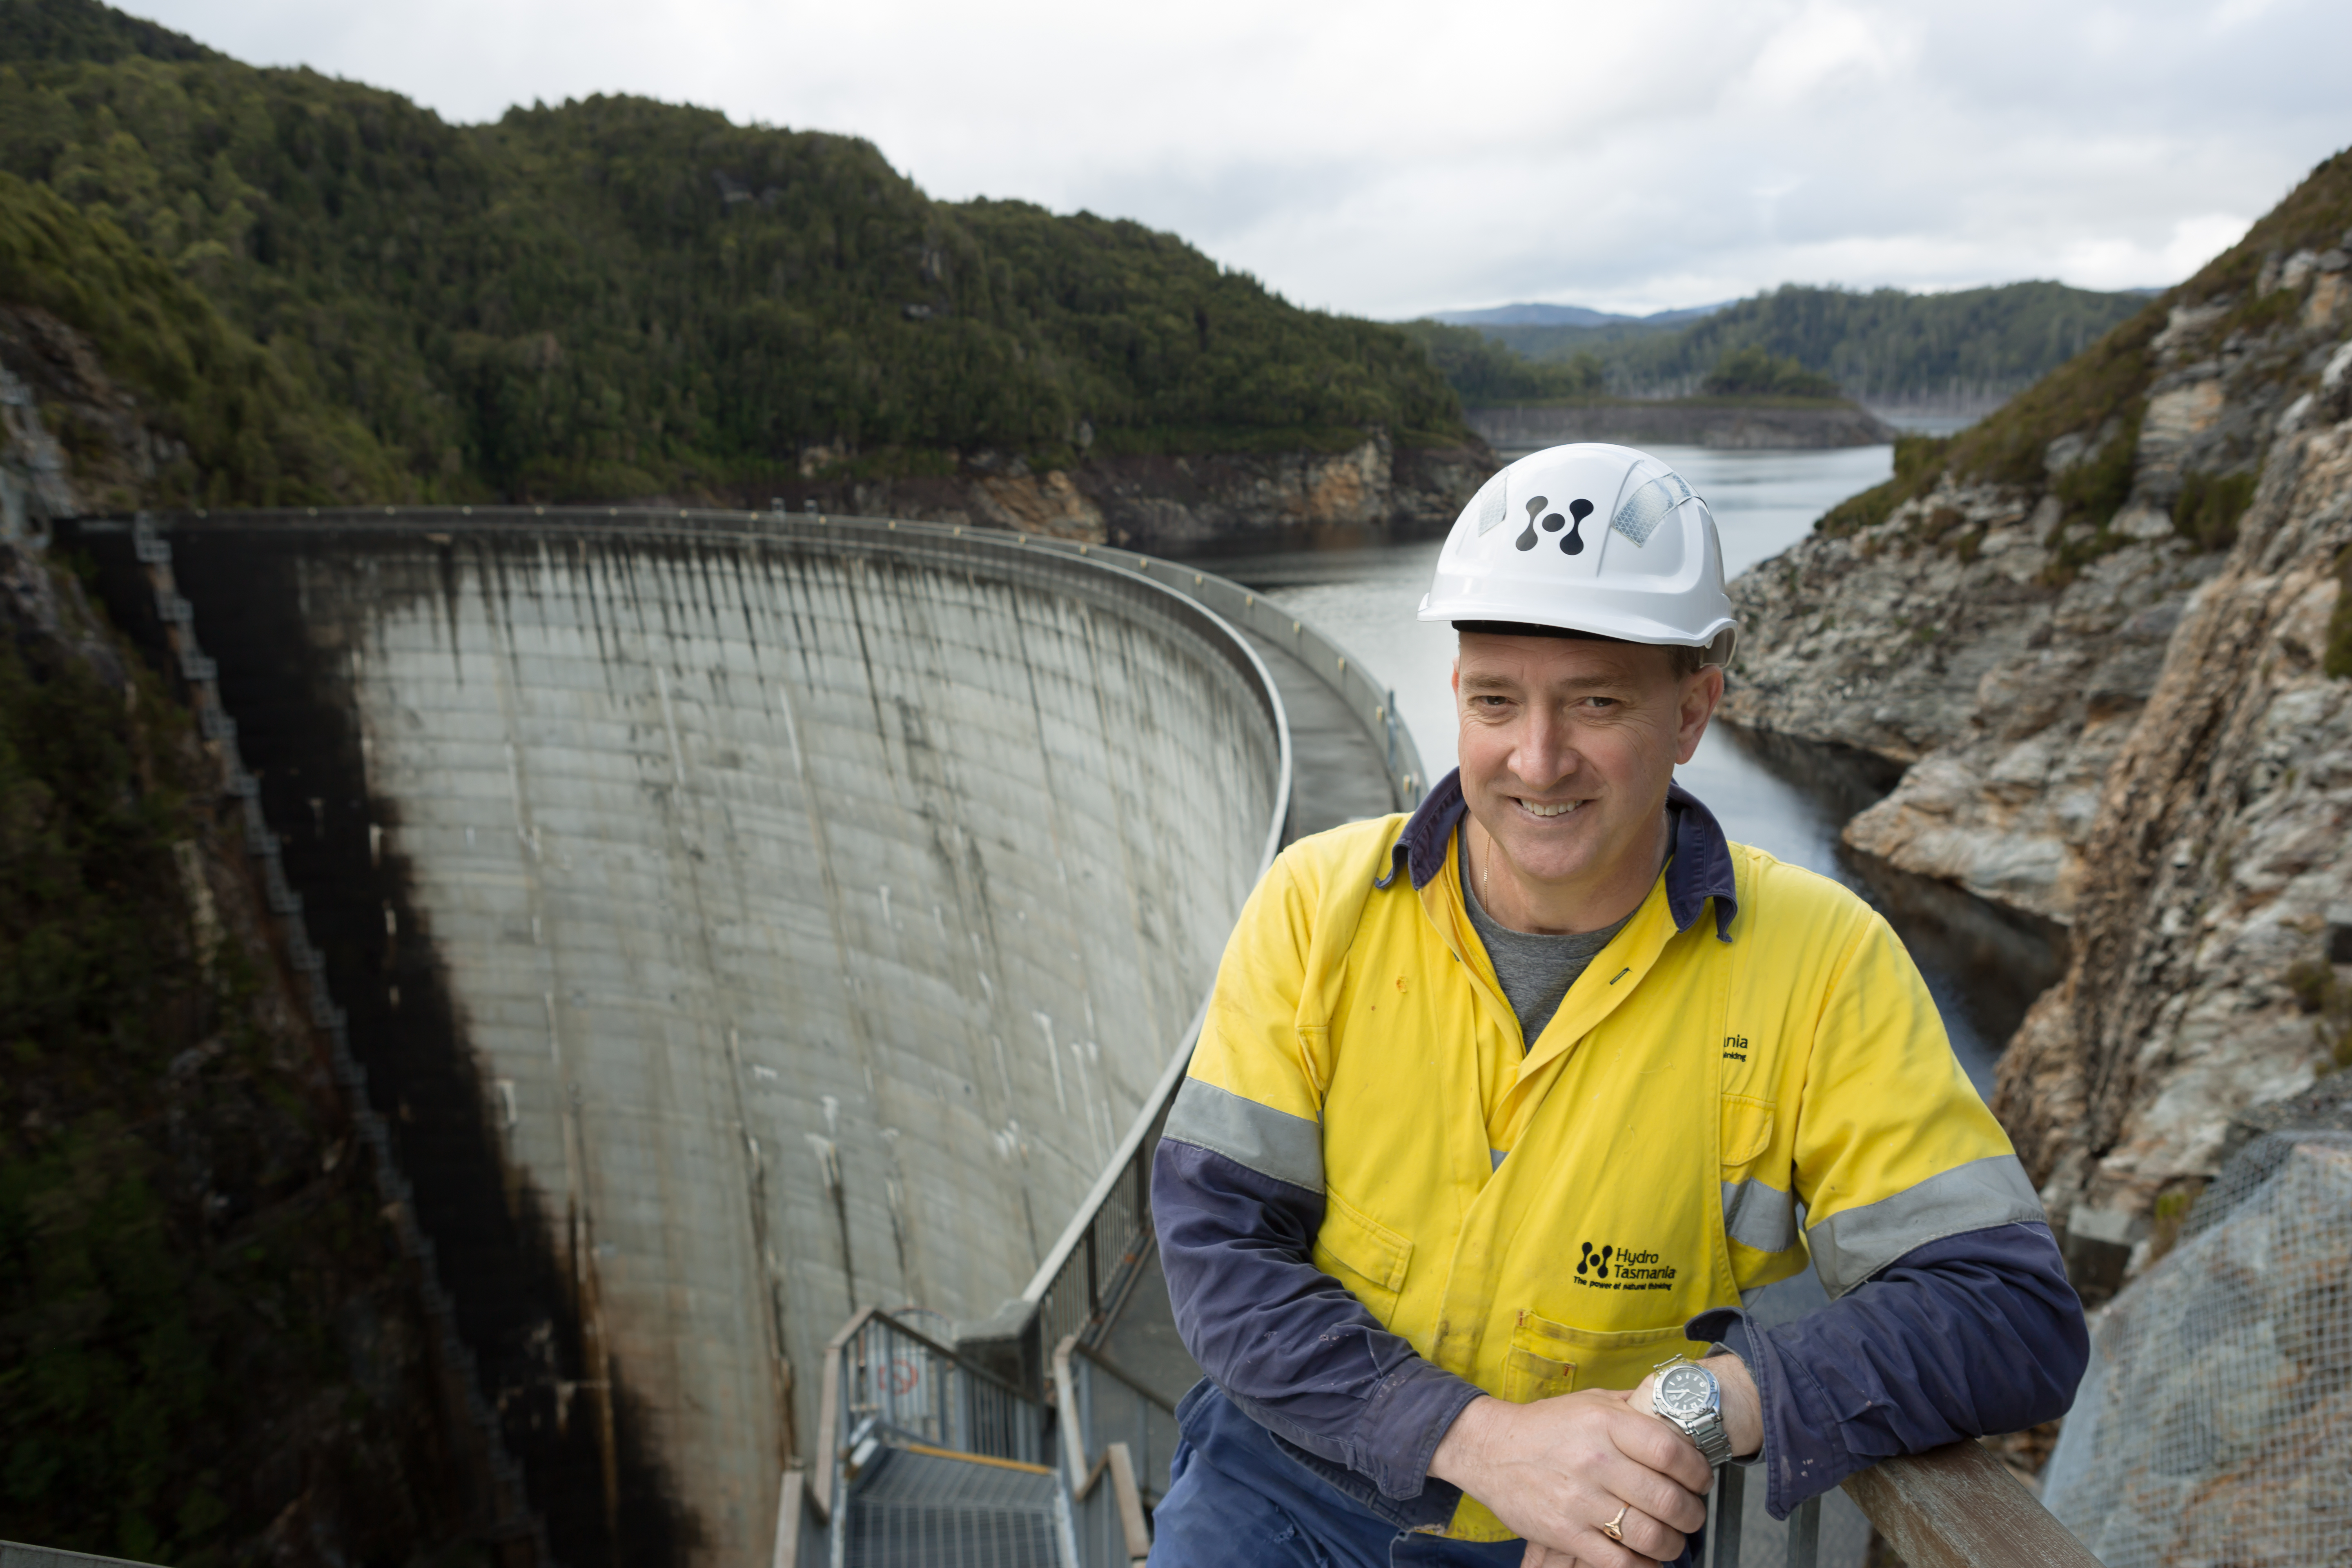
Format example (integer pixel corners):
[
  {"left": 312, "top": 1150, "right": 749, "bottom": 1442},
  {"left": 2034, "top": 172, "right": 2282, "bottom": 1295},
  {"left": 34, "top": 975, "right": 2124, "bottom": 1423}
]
[{"left": 2, "top": 1544, "right": 162, "bottom": 1568}]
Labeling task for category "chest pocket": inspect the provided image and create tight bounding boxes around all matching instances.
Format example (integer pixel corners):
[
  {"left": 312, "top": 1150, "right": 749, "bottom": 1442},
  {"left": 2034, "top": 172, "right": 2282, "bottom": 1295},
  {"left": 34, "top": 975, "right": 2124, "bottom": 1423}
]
[
  {"left": 1720, "top": 1093, "right": 1776, "bottom": 1171},
  {"left": 1312, "top": 1187, "right": 1411, "bottom": 1323},
  {"left": 1502, "top": 1312, "right": 1708, "bottom": 1401}
]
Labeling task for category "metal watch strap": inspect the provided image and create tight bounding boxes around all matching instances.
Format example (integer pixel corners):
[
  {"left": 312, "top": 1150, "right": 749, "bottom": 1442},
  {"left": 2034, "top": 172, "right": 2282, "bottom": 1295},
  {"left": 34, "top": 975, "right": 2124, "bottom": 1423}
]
[
  {"left": 1652, "top": 1354, "right": 1734, "bottom": 1467},
  {"left": 1677, "top": 1403, "right": 1733, "bottom": 1468}
]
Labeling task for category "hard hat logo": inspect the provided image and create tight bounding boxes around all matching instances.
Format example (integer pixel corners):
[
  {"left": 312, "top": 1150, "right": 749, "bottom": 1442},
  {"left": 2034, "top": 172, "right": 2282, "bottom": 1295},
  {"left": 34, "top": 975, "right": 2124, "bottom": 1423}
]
[
  {"left": 1418, "top": 442, "right": 1741, "bottom": 665},
  {"left": 1514, "top": 496, "right": 1594, "bottom": 555}
]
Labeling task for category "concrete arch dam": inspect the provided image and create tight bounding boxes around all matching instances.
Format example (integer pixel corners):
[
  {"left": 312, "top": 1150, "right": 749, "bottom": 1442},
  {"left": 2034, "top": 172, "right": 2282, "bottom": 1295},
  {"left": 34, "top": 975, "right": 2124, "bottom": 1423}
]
[{"left": 80, "top": 509, "right": 1419, "bottom": 1567}]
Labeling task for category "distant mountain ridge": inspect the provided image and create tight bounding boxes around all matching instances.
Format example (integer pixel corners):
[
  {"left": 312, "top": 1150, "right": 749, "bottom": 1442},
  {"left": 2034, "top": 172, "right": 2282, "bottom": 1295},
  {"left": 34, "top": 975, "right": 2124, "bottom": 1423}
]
[
  {"left": 1417, "top": 281, "right": 2153, "bottom": 414},
  {"left": 1423, "top": 300, "right": 1733, "bottom": 329}
]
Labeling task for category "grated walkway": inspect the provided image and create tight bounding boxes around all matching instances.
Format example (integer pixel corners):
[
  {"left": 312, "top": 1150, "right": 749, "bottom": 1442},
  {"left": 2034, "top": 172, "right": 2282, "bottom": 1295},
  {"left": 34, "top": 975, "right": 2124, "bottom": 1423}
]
[
  {"left": 1088, "top": 631, "right": 1406, "bottom": 1421},
  {"left": 1238, "top": 628, "right": 1403, "bottom": 842}
]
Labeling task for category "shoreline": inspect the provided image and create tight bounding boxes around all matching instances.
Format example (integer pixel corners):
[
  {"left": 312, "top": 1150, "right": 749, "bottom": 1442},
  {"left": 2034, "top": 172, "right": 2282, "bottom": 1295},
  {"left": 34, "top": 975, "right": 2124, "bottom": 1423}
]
[{"left": 1468, "top": 396, "right": 1898, "bottom": 452}]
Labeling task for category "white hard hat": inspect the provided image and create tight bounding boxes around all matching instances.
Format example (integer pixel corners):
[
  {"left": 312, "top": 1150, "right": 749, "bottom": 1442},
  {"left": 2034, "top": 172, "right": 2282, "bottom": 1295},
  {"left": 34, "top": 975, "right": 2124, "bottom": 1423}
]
[{"left": 1418, "top": 443, "right": 1739, "bottom": 666}]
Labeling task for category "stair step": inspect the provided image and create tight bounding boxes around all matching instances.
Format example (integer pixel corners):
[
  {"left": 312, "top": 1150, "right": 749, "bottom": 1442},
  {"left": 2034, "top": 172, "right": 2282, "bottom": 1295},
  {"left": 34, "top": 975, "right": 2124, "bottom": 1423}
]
[{"left": 845, "top": 1443, "right": 1071, "bottom": 1568}]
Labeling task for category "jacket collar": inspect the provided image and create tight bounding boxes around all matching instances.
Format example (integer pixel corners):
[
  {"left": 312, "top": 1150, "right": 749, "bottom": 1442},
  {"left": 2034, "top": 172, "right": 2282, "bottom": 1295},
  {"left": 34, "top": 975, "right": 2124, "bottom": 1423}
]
[{"left": 1376, "top": 768, "right": 1740, "bottom": 941}]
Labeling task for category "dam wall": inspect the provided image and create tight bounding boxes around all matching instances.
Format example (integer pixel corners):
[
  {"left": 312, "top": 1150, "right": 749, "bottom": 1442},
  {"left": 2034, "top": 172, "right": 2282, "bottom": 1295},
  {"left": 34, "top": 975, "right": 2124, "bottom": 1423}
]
[{"left": 78, "top": 510, "right": 1293, "bottom": 1567}]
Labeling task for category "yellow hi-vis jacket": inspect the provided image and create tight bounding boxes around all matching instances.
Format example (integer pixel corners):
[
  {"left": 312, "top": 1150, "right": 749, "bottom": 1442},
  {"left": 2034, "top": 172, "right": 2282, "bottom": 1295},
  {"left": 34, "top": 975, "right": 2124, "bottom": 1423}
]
[{"left": 1167, "top": 787, "right": 2043, "bottom": 1541}]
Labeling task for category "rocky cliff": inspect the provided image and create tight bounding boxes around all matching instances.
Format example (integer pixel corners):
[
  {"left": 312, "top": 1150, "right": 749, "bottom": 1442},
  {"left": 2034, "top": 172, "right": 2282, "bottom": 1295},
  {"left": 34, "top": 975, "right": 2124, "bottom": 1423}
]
[
  {"left": 795, "top": 429, "right": 1495, "bottom": 556},
  {"left": 1718, "top": 147, "right": 2352, "bottom": 1297},
  {"left": 1, "top": 347, "right": 485, "bottom": 1563}
]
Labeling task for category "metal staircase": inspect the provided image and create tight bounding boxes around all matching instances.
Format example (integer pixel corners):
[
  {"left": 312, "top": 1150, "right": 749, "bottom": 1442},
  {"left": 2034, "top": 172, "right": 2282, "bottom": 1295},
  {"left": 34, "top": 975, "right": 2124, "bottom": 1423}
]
[{"left": 779, "top": 1254, "right": 1178, "bottom": 1568}]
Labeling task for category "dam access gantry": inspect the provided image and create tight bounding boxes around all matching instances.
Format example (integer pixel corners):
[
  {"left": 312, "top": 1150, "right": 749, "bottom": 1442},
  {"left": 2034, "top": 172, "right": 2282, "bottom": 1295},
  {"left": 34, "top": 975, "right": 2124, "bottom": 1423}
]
[{"left": 72, "top": 505, "right": 1425, "bottom": 1568}]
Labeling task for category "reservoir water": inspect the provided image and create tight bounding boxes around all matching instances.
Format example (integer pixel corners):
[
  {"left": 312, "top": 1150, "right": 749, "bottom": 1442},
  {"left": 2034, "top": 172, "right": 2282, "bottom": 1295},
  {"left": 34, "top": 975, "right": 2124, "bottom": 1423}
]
[{"left": 1183, "top": 444, "right": 2061, "bottom": 1095}]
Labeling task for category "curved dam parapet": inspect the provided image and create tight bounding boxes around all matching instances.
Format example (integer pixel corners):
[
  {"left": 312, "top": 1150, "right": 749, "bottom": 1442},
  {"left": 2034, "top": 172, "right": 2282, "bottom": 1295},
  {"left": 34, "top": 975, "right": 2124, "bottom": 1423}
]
[{"left": 70, "top": 508, "right": 1427, "bottom": 1568}]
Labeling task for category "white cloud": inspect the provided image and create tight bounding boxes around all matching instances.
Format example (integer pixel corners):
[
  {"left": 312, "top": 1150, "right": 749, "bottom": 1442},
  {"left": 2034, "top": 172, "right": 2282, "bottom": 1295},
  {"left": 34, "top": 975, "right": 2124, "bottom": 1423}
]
[
  {"left": 2057, "top": 213, "right": 2261, "bottom": 292},
  {"left": 1737, "top": 2, "right": 1918, "bottom": 109},
  {"left": 129, "top": 0, "right": 2347, "bottom": 316}
]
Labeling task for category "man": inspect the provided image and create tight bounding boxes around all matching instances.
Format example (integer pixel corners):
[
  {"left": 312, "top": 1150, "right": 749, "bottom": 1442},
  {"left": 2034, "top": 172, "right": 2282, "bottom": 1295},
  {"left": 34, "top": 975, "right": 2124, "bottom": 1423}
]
[{"left": 1147, "top": 444, "right": 2087, "bottom": 1566}]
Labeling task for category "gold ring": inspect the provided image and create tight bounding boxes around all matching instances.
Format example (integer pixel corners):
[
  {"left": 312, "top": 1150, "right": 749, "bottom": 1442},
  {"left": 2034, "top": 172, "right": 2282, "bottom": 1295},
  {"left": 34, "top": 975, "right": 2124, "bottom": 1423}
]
[{"left": 1601, "top": 1504, "right": 1629, "bottom": 1543}]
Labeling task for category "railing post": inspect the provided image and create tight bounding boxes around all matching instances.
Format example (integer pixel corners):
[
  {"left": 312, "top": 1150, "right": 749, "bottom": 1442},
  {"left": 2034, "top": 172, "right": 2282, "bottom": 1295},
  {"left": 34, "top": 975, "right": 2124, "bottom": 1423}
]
[
  {"left": 1085, "top": 1226, "right": 1100, "bottom": 1324},
  {"left": 1787, "top": 1495, "right": 1818, "bottom": 1568},
  {"left": 1710, "top": 1464, "right": 1742, "bottom": 1568}
]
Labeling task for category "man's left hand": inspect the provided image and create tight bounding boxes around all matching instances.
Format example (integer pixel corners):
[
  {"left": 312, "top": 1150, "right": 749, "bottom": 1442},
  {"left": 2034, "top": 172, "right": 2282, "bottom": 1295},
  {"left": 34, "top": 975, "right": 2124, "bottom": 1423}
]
[
  {"left": 1513, "top": 1360, "right": 1763, "bottom": 1568},
  {"left": 1628, "top": 1354, "right": 1763, "bottom": 1461}
]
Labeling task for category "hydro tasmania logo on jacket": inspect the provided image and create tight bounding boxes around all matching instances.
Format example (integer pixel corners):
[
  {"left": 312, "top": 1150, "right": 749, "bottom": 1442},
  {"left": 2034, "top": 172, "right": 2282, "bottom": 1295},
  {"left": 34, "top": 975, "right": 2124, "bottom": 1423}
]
[{"left": 1575, "top": 1241, "right": 1679, "bottom": 1291}]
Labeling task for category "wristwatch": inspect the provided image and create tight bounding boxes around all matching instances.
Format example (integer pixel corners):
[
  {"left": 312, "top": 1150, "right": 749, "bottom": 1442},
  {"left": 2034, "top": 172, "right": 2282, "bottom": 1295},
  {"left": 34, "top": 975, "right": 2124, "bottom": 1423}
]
[{"left": 1649, "top": 1355, "right": 1733, "bottom": 1467}]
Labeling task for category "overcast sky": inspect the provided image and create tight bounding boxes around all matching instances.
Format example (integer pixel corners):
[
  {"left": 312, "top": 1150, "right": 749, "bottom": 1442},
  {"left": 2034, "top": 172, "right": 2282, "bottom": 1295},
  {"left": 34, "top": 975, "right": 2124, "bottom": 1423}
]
[{"left": 134, "top": 0, "right": 2349, "bottom": 319}]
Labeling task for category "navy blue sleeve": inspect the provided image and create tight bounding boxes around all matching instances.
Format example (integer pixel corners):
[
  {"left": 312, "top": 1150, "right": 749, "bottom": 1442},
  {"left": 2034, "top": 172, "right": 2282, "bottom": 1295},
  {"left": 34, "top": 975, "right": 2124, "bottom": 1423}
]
[
  {"left": 1153, "top": 1136, "right": 1483, "bottom": 1515},
  {"left": 1687, "top": 1221, "right": 2087, "bottom": 1518}
]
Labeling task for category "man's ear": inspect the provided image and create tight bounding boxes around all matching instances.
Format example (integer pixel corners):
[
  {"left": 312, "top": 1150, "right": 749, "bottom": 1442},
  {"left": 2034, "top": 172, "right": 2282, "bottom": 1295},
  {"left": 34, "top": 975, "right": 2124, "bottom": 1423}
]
[{"left": 1675, "top": 666, "right": 1724, "bottom": 764}]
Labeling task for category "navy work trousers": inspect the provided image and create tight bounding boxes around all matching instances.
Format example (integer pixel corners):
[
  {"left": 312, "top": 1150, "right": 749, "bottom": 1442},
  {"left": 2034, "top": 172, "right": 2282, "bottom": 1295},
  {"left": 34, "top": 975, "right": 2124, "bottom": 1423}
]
[{"left": 1150, "top": 1381, "right": 1699, "bottom": 1567}]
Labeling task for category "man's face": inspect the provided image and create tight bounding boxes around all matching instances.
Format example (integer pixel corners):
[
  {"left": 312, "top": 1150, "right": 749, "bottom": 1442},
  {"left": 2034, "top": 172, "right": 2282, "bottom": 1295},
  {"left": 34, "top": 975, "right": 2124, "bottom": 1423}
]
[{"left": 1452, "top": 631, "right": 1722, "bottom": 902}]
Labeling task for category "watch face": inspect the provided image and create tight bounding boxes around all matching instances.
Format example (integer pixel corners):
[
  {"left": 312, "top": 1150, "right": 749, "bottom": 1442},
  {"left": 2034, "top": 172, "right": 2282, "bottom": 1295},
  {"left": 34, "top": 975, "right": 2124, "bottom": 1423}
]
[{"left": 1656, "top": 1364, "right": 1715, "bottom": 1418}]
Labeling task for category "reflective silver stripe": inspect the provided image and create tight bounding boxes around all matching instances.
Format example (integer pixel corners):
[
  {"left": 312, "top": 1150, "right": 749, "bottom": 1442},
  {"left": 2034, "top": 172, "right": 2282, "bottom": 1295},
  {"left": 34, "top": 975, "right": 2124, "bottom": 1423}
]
[
  {"left": 1162, "top": 1076, "right": 1323, "bottom": 1193},
  {"left": 1807, "top": 1154, "right": 2046, "bottom": 1298},
  {"left": 1721, "top": 1178, "right": 1799, "bottom": 1255}
]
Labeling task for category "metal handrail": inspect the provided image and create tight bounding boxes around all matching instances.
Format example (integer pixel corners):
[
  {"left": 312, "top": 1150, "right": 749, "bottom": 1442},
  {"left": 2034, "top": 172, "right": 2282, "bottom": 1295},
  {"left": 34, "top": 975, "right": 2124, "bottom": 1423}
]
[
  {"left": 991, "top": 540, "right": 1428, "bottom": 1393},
  {"left": 2, "top": 1544, "right": 164, "bottom": 1568},
  {"left": 838, "top": 1310, "right": 1047, "bottom": 1466}
]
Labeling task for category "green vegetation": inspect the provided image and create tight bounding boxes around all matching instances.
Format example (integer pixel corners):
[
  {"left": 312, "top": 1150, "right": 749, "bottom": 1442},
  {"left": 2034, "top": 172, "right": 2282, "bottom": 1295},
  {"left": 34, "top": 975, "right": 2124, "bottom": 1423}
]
[
  {"left": 2175, "top": 469, "right": 2257, "bottom": 552},
  {"left": 1457, "top": 281, "right": 2149, "bottom": 406},
  {"left": 0, "top": 0, "right": 1466, "bottom": 507},
  {"left": 2328, "top": 545, "right": 2352, "bottom": 682},
  {"left": 0, "top": 552, "right": 466, "bottom": 1563},
  {"left": 0, "top": 173, "right": 400, "bottom": 505},
  {"left": 2285, "top": 957, "right": 2352, "bottom": 1069},
  {"left": 0, "top": 0, "right": 214, "bottom": 67},
  {"left": 1699, "top": 344, "right": 1841, "bottom": 399},
  {"left": 1393, "top": 318, "right": 1604, "bottom": 402},
  {"left": 1817, "top": 432, "right": 1953, "bottom": 537},
  {"left": 1396, "top": 323, "right": 1852, "bottom": 414}
]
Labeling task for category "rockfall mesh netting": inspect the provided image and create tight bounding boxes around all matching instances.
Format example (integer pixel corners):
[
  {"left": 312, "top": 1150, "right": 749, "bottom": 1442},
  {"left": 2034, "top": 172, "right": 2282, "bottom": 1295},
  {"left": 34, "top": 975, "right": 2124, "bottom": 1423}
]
[{"left": 2042, "top": 1131, "right": 2352, "bottom": 1566}]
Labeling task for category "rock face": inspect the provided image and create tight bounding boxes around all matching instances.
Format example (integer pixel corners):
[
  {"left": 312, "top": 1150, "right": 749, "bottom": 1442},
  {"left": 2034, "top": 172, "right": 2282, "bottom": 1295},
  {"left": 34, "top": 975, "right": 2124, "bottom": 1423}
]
[
  {"left": 1723, "top": 484, "right": 2221, "bottom": 922},
  {"left": 2000, "top": 397, "right": 2352, "bottom": 1289},
  {"left": 793, "top": 430, "right": 1497, "bottom": 556},
  {"left": 1468, "top": 399, "right": 1897, "bottom": 453},
  {"left": 0, "top": 532, "right": 483, "bottom": 1564},
  {"left": 1717, "top": 148, "right": 2352, "bottom": 1296},
  {"left": 0, "top": 305, "right": 189, "bottom": 529}
]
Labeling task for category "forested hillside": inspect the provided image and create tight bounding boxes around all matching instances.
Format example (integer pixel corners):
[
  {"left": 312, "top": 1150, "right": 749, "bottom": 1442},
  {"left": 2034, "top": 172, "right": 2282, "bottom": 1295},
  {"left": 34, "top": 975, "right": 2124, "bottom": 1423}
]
[
  {"left": 0, "top": 0, "right": 1466, "bottom": 510},
  {"left": 1432, "top": 281, "right": 2149, "bottom": 410}
]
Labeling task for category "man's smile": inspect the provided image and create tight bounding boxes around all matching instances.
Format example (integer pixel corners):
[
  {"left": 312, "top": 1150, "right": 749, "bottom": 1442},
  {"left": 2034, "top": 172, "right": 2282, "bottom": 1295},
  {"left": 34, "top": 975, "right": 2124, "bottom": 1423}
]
[{"left": 1515, "top": 797, "right": 1585, "bottom": 819}]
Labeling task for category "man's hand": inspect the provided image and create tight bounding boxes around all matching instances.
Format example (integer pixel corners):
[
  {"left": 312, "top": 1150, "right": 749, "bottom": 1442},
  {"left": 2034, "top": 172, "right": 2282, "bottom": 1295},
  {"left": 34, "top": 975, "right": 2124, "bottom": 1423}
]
[
  {"left": 1628, "top": 1355, "right": 1764, "bottom": 1460},
  {"left": 1428, "top": 1390, "right": 1712, "bottom": 1567}
]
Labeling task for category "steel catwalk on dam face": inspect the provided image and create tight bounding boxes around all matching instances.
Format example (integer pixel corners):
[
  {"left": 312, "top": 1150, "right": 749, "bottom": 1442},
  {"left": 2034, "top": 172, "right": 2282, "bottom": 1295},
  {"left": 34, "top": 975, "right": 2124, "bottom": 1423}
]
[{"left": 109, "top": 515, "right": 1289, "bottom": 1566}]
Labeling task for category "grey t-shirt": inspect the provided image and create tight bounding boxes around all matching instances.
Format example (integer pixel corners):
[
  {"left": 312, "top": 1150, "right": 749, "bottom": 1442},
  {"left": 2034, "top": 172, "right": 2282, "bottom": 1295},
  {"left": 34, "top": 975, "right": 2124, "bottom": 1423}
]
[{"left": 1460, "top": 833, "right": 1631, "bottom": 1050}]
